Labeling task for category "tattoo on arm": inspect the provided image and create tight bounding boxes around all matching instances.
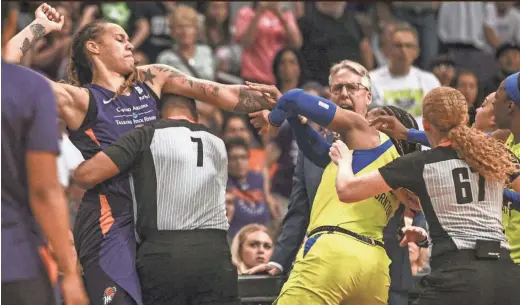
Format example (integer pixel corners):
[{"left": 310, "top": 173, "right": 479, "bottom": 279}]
[
  {"left": 143, "top": 68, "right": 156, "bottom": 85},
  {"left": 20, "top": 24, "right": 46, "bottom": 56},
  {"left": 234, "top": 87, "right": 272, "bottom": 112},
  {"left": 154, "top": 65, "right": 220, "bottom": 98}
]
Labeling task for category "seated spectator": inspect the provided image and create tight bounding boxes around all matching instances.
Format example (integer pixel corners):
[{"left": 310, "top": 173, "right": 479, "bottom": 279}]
[
  {"left": 371, "top": 19, "right": 401, "bottom": 69},
  {"left": 455, "top": 70, "right": 479, "bottom": 125},
  {"left": 133, "top": 1, "right": 176, "bottom": 63},
  {"left": 157, "top": 5, "right": 215, "bottom": 81},
  {"left": 231, "top": 224, "right": 274, "bottom": 274},
  {"left": 201, "top": 1, "right": 231, "bottom": 50},
  {"left": 226, "top": 138, "right": 271, "bottom": 241},
  {"left": 484, "top": 2, "right": 520, "bottom": 48},
  {"left": 429, "top": 54, "right": 457, "bottom": 86},
  {"left": 480, "top": 42, "right": 520, "bottom": 98},
  {"left": 234, "top": 1, "right": 302, "bottom": 85},
  {"left": 370, "top": 23, "right": 440, "bottom": 126},
  {"left": 223, "top": 115, "right": 264, "bottom": 172}
]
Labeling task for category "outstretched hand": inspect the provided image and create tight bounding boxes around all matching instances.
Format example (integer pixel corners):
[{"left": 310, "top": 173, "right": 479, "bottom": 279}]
[
  {"left": 35, "top": 3, "right": 65, "bottom": 33},
  {"left": 369, "top": 115, "right": 409, "bottom": 140},
  {"left": 329, "top": 140, "right": 353, "bottom": 166},
  {"left": 249, "top": 110, "right": 277, "bottom": 136},
  {"left": 245, "top": 81, "right": 283, "bottom": 103}
]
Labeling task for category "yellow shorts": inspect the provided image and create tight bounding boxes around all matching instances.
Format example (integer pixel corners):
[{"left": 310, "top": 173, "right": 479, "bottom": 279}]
[{"left": 274, "top": 232, "right": 390, "bottom": 305}]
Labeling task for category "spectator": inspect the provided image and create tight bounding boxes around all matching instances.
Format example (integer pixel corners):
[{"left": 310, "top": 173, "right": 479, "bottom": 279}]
[
  {"left": 455, "top": 70, "right": 479, "bottom": 125},
  {"left": 77, "top": 3, "right": 150, "bottom": 51},
  {"left": 133, "top": 1, "right": 176, "bottom": 63},
  {"left": 223, "top": 115, "right": 264, "bottom": 172},
  {"left": 437, "top": 2, "right": 499, "bottom": 82},
  {"left": 370, "top": 23, "right": 440, "bottom": 124},
  {"left": 231, "top": 224, "right": 274, "bottom": 274},
  {"left": 299, "top": 2, "right": 372, "bottom": 86},
  {"left": 391, "top": 2, "right": 440, "bottom": 69},
  {"left": 234, "top": 1, "right": 302, "bottom": 85},
  {"left": 480, "top": 42, "right": 520, "bottom": 98},
  {"left": 484, "top": 2, "right": 520, "bottom": 49},
  {"left": 429, "top": 54, "right": 457, "bottom": 87},
  {"left": 372, "top": 19, "right": 401, "bottom": 69},
  {"left": 201, "top": 1, "right": 231, "bottom": 50},
  {"left": 157, "top": 5, "right": 215, "bottom": 81},
  {"left": 226, "top": 138, "right": 271, "bottom": 241},
  {"left": 29, "top": 4, "right": 72, "bottom": 81}
]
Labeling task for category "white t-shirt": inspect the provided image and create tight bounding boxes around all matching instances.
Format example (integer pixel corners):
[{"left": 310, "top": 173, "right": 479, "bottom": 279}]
[
  {"left": 485, "top": 4, "right": 520, "bottom": 46},
  {"left": 57, "top": 135, "right": 84, "bottom": 188},
  {"left": 369, "top": 65, "right": 441, "bottom": 124}
]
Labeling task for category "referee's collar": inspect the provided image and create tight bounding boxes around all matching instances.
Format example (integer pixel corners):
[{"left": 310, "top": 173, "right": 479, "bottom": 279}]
[{"left": 167, "top": 115, "right": 196, "bottom": 124}]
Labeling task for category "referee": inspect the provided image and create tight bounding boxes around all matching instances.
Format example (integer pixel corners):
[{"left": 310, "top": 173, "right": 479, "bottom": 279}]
[
  {"left": 329, "top": 87, "right": 520, "bottom": 305},
  {"left": 74, "top": 94, "right": 239, "bottom": 305}
]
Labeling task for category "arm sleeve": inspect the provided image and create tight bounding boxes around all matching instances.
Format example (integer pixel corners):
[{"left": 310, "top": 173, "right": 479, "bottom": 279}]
[
  {"left": 270, "top": 150, "right": 311, "bottom": 271},
  {"left": 103, "top": 126, "right": 151, "bottom": 173},
  {"left": 407, "top": 129, "right": 431, "bottom": 147},
  {"left": 504, "top": 190, "right": 520, "bottom": 211},
  {"left": 26, "top": 74, "right": 60, "bottom": 153},
  {"left": 287, "top": 116, "right": 331, "bottom": 168},
  {"left": 378, "top": 151, "right": 424, "bottom": 192}
]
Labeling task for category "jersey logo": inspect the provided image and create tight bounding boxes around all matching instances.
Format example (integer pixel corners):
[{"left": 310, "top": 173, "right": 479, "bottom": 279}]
[
  {"left": 103, "top": 286, "right": 117, "bottom": 305},
  {"left": 135, "top": 86, "right": 143, "bottom": 95},
  {"left": 103, "top": 98, "right": 113, "bottom": 105}
]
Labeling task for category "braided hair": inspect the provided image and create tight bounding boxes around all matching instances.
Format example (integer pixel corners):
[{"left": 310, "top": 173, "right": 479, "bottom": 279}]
[
  {"left": 66, "top": 20, "right": 141, "bottom": 98},
  {"left": 379, "top": 105, "right": 422, "bottom": 155}
]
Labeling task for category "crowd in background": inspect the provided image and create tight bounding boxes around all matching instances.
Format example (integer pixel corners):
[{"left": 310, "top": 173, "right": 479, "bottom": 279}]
[{"left": 13, "top": 0, "right": 520, "bottom": 277}]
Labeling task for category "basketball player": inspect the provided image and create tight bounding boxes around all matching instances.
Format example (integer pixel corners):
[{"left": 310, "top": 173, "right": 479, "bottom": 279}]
[
  {"left": 74, "top": 94, "right": 238, "bottom": 305},
  {"left": 329, "top": 87, "right": 520, "bottom": 305},
  {"left": 6, "top": 4, "right": 272, "bottom": 305},
  {"left": 246, "top": 60, "right": 424, "bottom": 304}
]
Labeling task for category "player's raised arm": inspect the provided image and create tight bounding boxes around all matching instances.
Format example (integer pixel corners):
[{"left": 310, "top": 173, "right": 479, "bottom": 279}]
[
  {"left": 138, "top": 64, "right": 275, "bottom": 113},
  {"left": 3, "top": 3, "right": 64, "bottom": 63},
  {"left": 4, "top": 3, "right": 89, "bottom": 130}
]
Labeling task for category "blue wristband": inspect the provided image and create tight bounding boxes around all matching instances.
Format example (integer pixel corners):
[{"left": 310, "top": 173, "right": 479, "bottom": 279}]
[{"left": 407, "top": 129, "right": 430, "bottom": 147}]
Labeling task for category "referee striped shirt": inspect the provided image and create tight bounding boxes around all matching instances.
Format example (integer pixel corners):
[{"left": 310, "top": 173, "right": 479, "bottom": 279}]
[
  {"left": 378, "top": 144, "right": 510, "bottom": 258},
  {"left": 104, "top": 119, "right": 229, "bottom": 243}
]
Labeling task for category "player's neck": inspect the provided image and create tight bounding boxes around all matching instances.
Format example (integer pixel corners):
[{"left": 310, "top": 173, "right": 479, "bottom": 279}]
[
  {"left": 163, "top": 109, "right": 196, "bottom": 123},
  {"left": 510, "top": 118, "right": 520, "bottom": 144},
  {"left": 91, "top": 66, "right": 127, "bottom": 94}
]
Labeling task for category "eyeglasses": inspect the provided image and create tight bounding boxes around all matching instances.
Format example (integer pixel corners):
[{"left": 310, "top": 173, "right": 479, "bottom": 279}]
[{"left": 330, "top": 82, "right": 368, "bottom": 95}]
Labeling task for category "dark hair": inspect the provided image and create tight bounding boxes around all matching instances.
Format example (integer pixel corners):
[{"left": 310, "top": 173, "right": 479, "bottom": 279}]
[
  {"left": 222, "top": 115, "right": 247, "bottom": 133},
  {"left": 160, "top": 94, "right": 198, "bottom": 121},
  {"left": 302, "top": 81, "right": 325, "bottom": 97},
  {"left": 225, "top": 137, "right": 249, "bottom": 154},
  {"left": 272, "top": 46, "right": 308, "bottom": 89},
  {"left": 66, "top": 20, "right": 140, "bottom": 98},
  {"left": 379, "top": 105, "right": 422, "bottom": 155},
  {"left": 203, "top": 2, "right": 231, "bottom": 48}
]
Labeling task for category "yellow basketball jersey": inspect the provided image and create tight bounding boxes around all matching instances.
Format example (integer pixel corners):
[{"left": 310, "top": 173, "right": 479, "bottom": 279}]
[
  {"left": 308, "top": 132, "right": 401, "bottom": 242},
  {"left": 503, "top": 134, "right": 520, "bottom": 263}
]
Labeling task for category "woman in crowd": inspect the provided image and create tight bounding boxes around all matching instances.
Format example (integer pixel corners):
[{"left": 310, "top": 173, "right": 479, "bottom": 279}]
[
  {"left": 157, "top": 5, "right": 214, "bottom": 81},
  {"left": 234, "top": 1, "right": 301, "bottom": 85},
  {"left": 231, "top": 224, "right": 274, "bottom": 274},
  {"left": 330, "top": 87, "right": 520, "bottom": 305},
  {"left": 455, "top": 70, "right": 479, "bottom": 125}
]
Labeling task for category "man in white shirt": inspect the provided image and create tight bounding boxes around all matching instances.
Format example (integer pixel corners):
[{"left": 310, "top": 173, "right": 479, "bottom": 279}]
[
  {"left": 484, "top": 2, "right": 520, "bottom": 48},
  {"left": 370, "top": 23, "right": 440, "bottom": 128}
]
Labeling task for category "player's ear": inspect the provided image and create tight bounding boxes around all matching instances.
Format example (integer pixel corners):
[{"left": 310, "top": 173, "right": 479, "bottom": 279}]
[{"left": 85, "top": 40, "right": 100, "bottom": 55}]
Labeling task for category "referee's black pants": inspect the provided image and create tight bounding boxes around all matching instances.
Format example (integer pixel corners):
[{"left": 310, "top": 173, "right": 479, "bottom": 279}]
[
  {"left": 414, "top": 248, "right": 520, "bottom": 305},
  {"left": 136, "top": 229, "right": 240, "bottom": 305}
]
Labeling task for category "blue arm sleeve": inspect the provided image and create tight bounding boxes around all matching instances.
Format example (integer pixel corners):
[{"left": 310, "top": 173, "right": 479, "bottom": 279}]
[
  {"left": 287, "top": 116, "right": 331, "bottom": 168},
  {"left": 269, "top": 89, "right": 337, "bottom": 127},
  {"left": 407, "top": 129, "right": 431, "bottom": 147},
  {"left": 504, "top": 189, "right": 520, "bottom": 211}
]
